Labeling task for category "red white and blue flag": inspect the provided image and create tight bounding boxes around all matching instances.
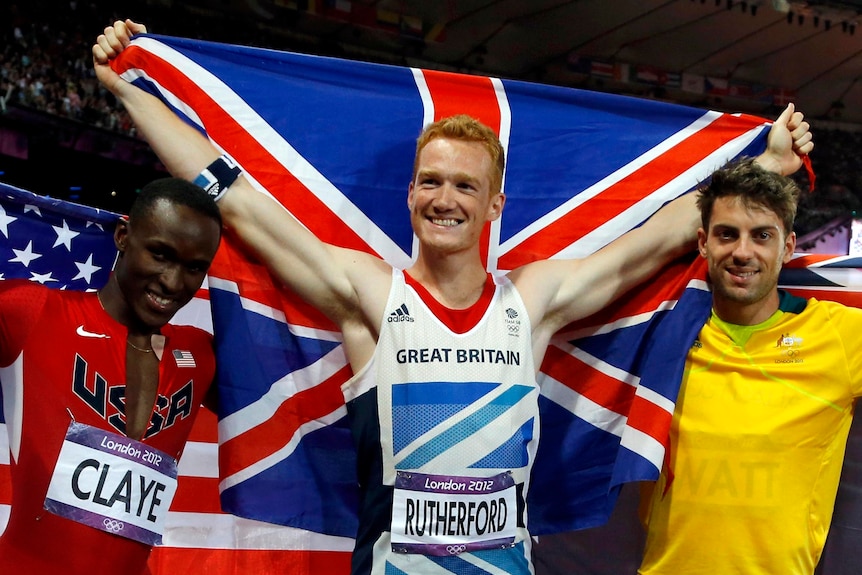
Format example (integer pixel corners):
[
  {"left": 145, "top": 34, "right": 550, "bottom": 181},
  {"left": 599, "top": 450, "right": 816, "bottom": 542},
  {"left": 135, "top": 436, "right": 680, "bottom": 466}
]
[{"left": 1, "top": 33, "right": 861, "bottom": 573}]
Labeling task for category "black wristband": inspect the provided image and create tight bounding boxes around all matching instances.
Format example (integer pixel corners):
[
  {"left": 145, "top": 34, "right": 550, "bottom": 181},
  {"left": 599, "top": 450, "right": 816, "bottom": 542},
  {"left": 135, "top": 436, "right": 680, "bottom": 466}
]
[{"left": 193, "top": 155, "right": 241, "bottom": 202}]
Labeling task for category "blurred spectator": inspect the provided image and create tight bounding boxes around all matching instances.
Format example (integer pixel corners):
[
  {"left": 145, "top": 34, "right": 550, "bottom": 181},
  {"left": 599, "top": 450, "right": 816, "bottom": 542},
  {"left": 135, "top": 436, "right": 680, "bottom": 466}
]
[{"left": 0, "top": 0, "right": 137, "bottom": 135}]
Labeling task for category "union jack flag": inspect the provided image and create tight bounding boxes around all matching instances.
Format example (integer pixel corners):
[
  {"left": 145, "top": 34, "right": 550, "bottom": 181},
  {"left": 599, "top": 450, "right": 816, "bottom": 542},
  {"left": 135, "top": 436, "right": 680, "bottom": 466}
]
[
  {"left": 3, "top": 32, "right": 861, "bottom": 574},
  {"left": 108, "top": 32, "right": 862, "bottom": 539}
]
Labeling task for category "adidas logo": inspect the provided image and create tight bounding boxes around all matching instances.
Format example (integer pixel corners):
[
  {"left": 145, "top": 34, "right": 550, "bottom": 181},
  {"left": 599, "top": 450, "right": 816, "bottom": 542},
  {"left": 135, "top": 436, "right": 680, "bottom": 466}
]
[{"left": 387, "top": 303, "right": 415, "bottom": 322}]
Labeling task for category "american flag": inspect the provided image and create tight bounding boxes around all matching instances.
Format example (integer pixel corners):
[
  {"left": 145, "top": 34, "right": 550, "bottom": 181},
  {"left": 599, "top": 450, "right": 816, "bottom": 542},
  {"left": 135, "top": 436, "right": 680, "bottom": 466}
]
[
  {"left": 172, "top": 349, "right": 197, "bottom": 368},
  {"left": 0, "top": 184, "right": 117, "bottom": 288},
  {"left": 2, "top": 33, "right": 861, "bottom": 573}
]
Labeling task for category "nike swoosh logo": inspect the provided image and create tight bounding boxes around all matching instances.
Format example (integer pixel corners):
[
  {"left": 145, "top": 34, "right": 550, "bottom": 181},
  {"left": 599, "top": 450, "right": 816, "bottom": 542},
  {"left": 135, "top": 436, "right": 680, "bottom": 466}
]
[{"left": 76, "top": 326, "right": 110, "bottom": 339}]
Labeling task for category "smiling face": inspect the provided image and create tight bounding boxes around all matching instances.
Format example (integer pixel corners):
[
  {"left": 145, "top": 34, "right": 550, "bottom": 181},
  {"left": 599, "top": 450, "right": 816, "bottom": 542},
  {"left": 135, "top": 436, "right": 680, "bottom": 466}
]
[
  {"left": 407, "top": 137, "right": 505, "bottom": 258},
  {"left": 110, "top": 198, "right": 221, "bottom": 333},
  {"left": 698, "top": 195, "right": 796, "bottom": 325}
]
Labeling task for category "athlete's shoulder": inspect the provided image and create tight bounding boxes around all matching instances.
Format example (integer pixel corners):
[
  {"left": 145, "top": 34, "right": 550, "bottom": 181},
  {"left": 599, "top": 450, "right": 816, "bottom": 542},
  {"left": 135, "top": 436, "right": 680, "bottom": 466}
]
[
  {"left": 0, "top": 281, "right": 59, "bottom": 365},
  {"left": 805, "top": 297, "right": 862, "bottom": 321},
  {"left": 0, "top": 278, "right": 57, "bottom": 313},
  {"left": 776, "top": 291, "right": 862, "bottom": 322},
  {"left": 804, "top": 295, "right": 850, "bottom": 309},
  {"left": 0, "top": 278, "right": 48, "bottom": 295}
]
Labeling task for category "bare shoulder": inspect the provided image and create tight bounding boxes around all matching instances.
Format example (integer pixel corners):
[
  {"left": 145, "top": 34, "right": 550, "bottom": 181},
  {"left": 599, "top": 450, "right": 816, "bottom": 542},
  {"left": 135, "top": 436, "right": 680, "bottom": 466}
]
[
  {"left": 506, "top": 258, "right": 589, "bottom": 328},
  {"left": 337, "top": 250, "right": 394, "bottom": 370},
  {"left": 338, "top": 247, "right": 395, "bottom": 321},
  {"left": 339, "top": 247, "right": 393, "bottom": 286},
  {"left": 507, "top": 258, "right": 587, "bottom": 298}
]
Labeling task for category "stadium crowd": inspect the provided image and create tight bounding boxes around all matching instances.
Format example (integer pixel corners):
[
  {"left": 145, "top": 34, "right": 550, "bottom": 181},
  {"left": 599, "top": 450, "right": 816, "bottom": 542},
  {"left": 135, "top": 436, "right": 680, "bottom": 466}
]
[{"left": 1, "top": 2, "right": 136, "bottom": 133}]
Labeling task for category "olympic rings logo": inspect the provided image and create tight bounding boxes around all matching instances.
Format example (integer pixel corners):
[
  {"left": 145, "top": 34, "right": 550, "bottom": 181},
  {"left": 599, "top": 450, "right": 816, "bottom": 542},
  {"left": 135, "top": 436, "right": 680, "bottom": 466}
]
[
  {"left": 103, "top": 518, "right": 125, "bottom": 532},
  {"left": 446, "top": 544, "right": 467, "bottom": 555}
]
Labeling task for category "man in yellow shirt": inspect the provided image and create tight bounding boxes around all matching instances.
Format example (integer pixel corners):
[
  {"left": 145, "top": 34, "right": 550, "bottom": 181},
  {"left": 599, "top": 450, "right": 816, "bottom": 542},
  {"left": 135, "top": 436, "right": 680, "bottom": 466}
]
[{"left": 639, "top": 159, "right": 862, "bottom": 575}]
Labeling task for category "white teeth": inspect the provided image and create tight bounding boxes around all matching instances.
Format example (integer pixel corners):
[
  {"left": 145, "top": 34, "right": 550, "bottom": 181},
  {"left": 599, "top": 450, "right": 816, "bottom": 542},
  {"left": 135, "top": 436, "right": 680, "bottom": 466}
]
[
  {"left": 151, "top": 293, "right": 173, "bottom": 306},
  {"left": 431, "top": 218, "right": 459, "bottom": 227}
]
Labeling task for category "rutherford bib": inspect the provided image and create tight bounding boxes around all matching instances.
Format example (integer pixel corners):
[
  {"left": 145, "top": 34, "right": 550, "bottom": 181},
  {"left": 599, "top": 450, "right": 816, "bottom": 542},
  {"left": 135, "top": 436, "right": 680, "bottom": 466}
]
[{"left": 391, "top": 470, "right": 517, "bottom": 556}]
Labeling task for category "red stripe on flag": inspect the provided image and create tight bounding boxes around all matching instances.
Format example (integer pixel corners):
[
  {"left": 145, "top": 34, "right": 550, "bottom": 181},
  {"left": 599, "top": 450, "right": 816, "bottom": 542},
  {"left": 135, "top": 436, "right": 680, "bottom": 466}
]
[
  {"left": 765, "top": 255, "right": 862, "bottom": 307},
  {"left": 774, "top": 255, "right": 862, "bottom": 307},
  {"left": 421, "top": 69, "right": 501, "bottom": 129},
  {"left": 188, "top": 406, "right": 219, "bottom": 443},
  {"left": 498, "top": 114, "right": 765, "bottom": 269},
  {"left": 171, "top": 476, "right": 223, "bottom": 514},
  {"left": 542, "top": 345, "right": 635, "bottom": 415},
  {"left": 148, "top": 548, "right": 351, "bottom": 575},
  {"left": 114, "top": 47, "right": 378, "bottom": 256},
  {"left": 0, "top": 463, "right": 10, "bottom": 506},
  {"left": 786, "top": 254, "right": 849, "bottom": 267},
  {"left": 218, "top": 365, "right": 352, "bottom": 477},
  {"left": 624, "top": 394, "right": 673, "bottom": 443},
  {"left": 565, "top": 257, "right": 707, "bottom": 330}
]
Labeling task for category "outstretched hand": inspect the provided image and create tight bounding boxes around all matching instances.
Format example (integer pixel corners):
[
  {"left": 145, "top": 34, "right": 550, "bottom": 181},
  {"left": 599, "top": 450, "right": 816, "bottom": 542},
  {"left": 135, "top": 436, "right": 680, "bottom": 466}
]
[
  {"left": 92, "top": 19, "right": 147, "bottom": 93},
  {"left": 759, "top": 103, "right": 815, "bottom": 176}
]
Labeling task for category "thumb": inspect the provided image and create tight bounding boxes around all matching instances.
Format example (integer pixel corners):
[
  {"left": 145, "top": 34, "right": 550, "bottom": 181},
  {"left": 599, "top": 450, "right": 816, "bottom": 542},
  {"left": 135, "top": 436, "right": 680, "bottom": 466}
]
[
  {"left": 772, "top": 102, "right": 795, "bottom": 129},
  {"left": 126, "top": 19, "right": 148, "bottom": 35}
]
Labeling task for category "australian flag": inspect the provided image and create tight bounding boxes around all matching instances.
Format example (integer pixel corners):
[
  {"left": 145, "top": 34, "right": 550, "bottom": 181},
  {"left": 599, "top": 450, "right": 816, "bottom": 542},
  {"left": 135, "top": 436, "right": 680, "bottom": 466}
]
[{"left": 99, "top": 32, "right": 862, "bottom": 544}]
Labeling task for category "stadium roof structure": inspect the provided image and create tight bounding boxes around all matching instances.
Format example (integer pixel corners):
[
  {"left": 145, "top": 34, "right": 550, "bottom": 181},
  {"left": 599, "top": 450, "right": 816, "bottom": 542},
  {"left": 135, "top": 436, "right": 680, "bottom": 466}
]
[{"left": 229, "top": 0, "right": 862, "bottom": 126}]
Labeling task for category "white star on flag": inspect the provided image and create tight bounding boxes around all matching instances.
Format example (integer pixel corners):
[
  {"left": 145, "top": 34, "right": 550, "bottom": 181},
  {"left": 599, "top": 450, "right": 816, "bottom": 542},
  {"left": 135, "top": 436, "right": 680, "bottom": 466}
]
[
  {"left": 10, "top": 241, "right": 42, "bottom": 267},
  {"left": 73, "top": 254, "right": 102, "bottom": 283},
  {"left": 30, "top": 271, "right": 57, "bottom": 284},
  {"left": 53, "top": 220, "right": 80, "bottom": 251},
  {"left": 0, "top": 204, "right": 17, "bottom": 238}
]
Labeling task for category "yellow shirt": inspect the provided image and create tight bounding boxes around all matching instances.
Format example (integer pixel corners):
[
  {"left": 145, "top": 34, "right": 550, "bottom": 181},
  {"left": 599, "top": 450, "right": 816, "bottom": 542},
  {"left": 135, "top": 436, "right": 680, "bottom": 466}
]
[{"left": 640, "top": 296, "right": 862, "bottom": 575}]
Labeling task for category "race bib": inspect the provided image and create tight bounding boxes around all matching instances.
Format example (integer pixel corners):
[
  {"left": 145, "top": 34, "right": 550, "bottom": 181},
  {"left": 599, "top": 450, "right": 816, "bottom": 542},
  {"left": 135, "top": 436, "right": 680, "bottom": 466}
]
[
  {"left": 44, "top": 421, "right": 178, "bottom": 545},
  {"left": 391, "top": 471, "right": 517, "bottom": 556}
]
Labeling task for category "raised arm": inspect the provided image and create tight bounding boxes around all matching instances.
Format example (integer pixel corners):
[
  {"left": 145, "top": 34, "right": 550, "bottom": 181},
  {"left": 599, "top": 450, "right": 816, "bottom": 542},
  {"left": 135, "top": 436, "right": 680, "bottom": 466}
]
[
  {"left": 511, "top": 190, "right": 700, "bottom": 357},
  {"left": 515, "top": 104, "right": 814, "bottom": 354},
  {"left": 93, "top": 21, "right": 391, "bottom": 343}
]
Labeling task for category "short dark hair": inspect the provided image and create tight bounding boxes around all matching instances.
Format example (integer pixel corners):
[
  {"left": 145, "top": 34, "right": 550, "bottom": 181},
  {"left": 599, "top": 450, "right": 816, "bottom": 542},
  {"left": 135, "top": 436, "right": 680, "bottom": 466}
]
[
  {"left": 697, "top": 158, "right": 800, "bottom": 235},
  {"left": 128, "top": 177, "right": 223, "bottom": 231}
]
